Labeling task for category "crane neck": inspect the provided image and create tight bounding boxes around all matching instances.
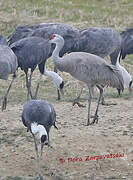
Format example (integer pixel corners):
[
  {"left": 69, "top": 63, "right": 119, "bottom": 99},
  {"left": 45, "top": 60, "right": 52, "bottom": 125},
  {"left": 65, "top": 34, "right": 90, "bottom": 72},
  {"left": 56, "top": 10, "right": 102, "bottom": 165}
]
[
  {"left": 52, "top": 40, "right": 64, "bottom": 63},
  {"left": 31, "top": 122, "right": 47, "bottom": 138},
  {"left": 44, "top": 69, "right": 63, "bottom": 88}
]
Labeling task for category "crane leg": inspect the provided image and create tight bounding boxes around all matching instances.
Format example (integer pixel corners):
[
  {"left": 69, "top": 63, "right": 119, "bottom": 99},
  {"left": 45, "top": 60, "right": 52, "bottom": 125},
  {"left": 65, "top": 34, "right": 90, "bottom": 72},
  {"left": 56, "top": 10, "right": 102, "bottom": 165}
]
[
  {"left": 40, "top": 132, "right": 52, "bottom": 157},
  {"left": 32, "top": 134, "right": 43, "bottom": 179},
  {"left": 129, "top": 80, "right": 132, "bottom": 93},
  {"left": 53, "top": 65, "right": 61, "bottom": 100},
  {"left": 33, "top": 74, "right": 42, "bottom": 99},
  {"left": 54, "top": 66, "right": 58, "bottom": 73},
  {"left": 57, "top": 89, "right": 61, "bottom": 100},
  {"left": 44, "top": 133, "right": 52, "bottom": 147},
  {"left": 87, "top": 87, "right": 93, "bottom": 126},
  {"left": 100, "top": 95, "right": 117, "bottom": 106},
  {"left": 90, "top": 85, "right": 103, "bottom": 125},
  {"left": 72, "top": 87, "right": 86, "bottom": 107},
  {"left": 2, "top": 73, "right": 16, "bottom": 111},
  {"left": 25, "top": 71, "right": 33, "bottom": 101}
]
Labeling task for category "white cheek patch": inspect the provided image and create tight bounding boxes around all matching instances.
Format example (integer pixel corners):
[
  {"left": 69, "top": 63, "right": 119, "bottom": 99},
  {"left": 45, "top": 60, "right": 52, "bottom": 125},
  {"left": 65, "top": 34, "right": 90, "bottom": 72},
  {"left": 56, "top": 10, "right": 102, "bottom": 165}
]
[{"left": 31, "top": 122, "right": 38, "bottom": 135}]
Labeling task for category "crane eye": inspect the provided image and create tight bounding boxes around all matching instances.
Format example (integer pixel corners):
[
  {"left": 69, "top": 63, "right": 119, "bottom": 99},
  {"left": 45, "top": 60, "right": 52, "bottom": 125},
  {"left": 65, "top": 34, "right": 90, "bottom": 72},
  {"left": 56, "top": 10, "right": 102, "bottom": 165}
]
[{"left": 50, "top": 34, "right": 55, "bottom": 40}]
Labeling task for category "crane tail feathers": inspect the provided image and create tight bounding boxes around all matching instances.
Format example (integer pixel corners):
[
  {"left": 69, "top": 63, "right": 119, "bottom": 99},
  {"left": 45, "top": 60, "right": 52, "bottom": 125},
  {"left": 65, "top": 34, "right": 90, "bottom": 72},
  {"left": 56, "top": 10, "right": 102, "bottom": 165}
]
[{"left": 106, "top": 64, "right": 124, "bottom": 92}]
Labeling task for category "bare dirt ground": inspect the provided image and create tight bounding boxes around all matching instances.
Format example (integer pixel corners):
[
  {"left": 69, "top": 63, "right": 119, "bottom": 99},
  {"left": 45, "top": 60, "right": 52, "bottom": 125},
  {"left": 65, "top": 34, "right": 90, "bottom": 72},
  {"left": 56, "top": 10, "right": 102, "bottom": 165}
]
[{"left": 0, "top": 97, "right": 133, "bottom": 180}]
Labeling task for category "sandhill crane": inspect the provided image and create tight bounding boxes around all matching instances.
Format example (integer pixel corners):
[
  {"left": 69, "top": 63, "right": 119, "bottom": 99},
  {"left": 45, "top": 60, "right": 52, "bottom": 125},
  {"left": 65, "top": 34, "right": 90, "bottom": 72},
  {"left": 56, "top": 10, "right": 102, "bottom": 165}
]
[
  {"left": 0, "top": 35, "right": 18, "bottom": 111},
  {"left": 119, "top": 28, "right": 133, "bottom": 60},
  {"left": 22, "top": 99, "right": 57, "bottom": 179},
  {"left": 8, "top": 24, "right": 121, "bottom": 65},
  {"left": 10, "top": 36, "right": 64, "bottom": 100},
  {"left": 8, "top": 24, "right": 123, "bottom": 101},
  {"left": 8, "top": 22, "right": 79, "bottom": 99},
  {"left": 71, "top": 27, "right": 122, "bottom": 103},
  {"left": 49, "top": 34, "right": 124, "bottom": 125}
]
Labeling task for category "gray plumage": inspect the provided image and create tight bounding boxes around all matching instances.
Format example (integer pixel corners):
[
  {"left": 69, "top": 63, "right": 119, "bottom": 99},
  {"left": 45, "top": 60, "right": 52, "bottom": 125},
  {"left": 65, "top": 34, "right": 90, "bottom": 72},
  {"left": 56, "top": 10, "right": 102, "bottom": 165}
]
[
  {"left": 119, "top": 28, "right": 133, "bottom": 60},
  {"left": 0, "top": 36, "right": 18, "bottom": 110},
  {"left": 8, "top": 24, "right": 121, "bottom": 65},
  {"left": 9, "top": 23, "right": 77, "bottom": 99},
  {"left": 78, "top": 27, "right": 122, "bottom": 65},
  {"left": 0, "top": 35, "right": 8, "bottom": 45},
  {"left": 10, "top": 37, "right": 50, "bottom": 72},
  {"left": 8, "top": 22, "right": 80, "bottom": 57},
  {"left": 10, "top": 36, "right": 51, "bottom": 100},
  {"left": 49, "top": 34, "right": 124, "bottom": 125},
  {"left": 22, "top": 99, "right": 57, "bottom": 178},
  {"left": 22, "top": 99, "right": 57, "bottom": 141}
]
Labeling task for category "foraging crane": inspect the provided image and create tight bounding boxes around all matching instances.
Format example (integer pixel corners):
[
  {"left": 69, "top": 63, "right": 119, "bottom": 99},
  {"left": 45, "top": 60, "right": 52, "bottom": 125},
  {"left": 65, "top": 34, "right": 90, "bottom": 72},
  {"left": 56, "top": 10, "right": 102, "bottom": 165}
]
[
  {"left": 9, "top": 22, "right": 79, "bottom": 99},
  {"left": 8, "top": 24, "right": 123, "bottom": 101},
  {"left": 49, "top": 34, "right": 124, "bottom": 125},
  {"left": 22, "top": 99, "right": 57, "bottom": 179},
  {"left": 0, "top": 35, "right": 18, "bottom": 111},
  {"left": 10, "top": 36, "right": 64, "bottom": 100},
  {"left": 119, "top": 28, "right": 133, "bottom": 60}
]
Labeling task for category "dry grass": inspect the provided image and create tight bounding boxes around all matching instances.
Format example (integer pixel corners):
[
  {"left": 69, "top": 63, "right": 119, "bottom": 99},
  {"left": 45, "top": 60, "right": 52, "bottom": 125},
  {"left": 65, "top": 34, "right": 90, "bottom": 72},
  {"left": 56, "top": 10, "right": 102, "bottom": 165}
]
[{"left": 0, "top": 0, "right": 133, "bottom": 179}]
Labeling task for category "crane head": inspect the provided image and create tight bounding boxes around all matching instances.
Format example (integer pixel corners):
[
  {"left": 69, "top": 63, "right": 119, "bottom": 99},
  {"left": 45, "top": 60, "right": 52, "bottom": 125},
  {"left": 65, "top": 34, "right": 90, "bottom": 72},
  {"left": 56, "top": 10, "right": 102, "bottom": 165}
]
[
  {"left": 49, "top": 34, "right": 64, "bottom": 45},
  {"left": 49, "top": 34, "right": 56, "bottom": 40},
  {"left": 52, "top": 74, "right": 64, "bottom": 96}
]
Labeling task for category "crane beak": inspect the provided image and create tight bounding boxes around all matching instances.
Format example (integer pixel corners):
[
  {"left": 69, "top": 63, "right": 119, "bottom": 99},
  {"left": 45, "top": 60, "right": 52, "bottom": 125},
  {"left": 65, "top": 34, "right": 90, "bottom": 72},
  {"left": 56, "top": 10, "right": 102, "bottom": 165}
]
[{"left": 40, "top": 134, "right": 47, "bottom": 157}]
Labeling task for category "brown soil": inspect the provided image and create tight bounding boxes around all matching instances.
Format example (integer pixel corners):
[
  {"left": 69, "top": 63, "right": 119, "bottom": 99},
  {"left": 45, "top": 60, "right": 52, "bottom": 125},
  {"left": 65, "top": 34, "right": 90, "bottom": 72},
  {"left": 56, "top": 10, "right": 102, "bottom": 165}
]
[{"left": 0, "top": 98, "right": 133, "bottom": 180}]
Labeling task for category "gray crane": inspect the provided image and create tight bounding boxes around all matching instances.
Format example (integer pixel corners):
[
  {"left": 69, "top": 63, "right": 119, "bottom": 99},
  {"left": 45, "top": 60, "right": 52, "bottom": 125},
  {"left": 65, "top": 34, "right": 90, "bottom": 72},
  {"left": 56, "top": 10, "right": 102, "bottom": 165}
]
[
  {"left": 49, "top": 34, "right": 124, "bottom": 125},
  {"left": 78, "top": 27, "right": 121, "bottom": 65},
  {"left": 8, "top": 24, "right": 121, "bottom": 65},
  {"left": 10, "top": 36, "right": 64, "bottom": 100},
  {"left": 0, "top": 35, "right": 18, "bottom": 111},
  {"left": 74, "top": 27, "right": 122, "bottom": 104},
  {"left": 8, "top": 23, "right": 80, "bottom": 54},
  {"left": 8, "top": 24, "right": 123, "bottom": 101},
  {"left": 119, "top": 28, "right": 133, "bottom": 60},
  {"left": 8, "top": 22, "right": 79, "bottom": 99},
  {"left": 22, "top": 99, "right": 57, "bottom": 179}
]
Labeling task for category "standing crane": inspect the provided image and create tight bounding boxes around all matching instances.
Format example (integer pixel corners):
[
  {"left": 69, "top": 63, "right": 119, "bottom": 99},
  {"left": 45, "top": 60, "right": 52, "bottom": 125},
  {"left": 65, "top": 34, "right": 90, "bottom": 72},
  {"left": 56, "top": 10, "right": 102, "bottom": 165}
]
[
  {"left": 74, "top": 27, "right": 122, "bottom": 103},
  {"left": 10, "top": 36, "right": 64, "bottom": 100},
  {"left": 8, "top": 23, "right": 80, "bottom": 57},
  {"left": 22, "top": 99, "right": 57, "bottom": 179},
  {"left": 0, "top": 35, "right": 18, "bottom": 111},
  {"left": 8, "top": 24, "right": 121, "bottom": 65},
  {"left": 8, "top": 22, "right": 79, "bottom": 99},
  {"left": 49, "top": 34, "right": 124, "bottom": 125},
  {"left": 8, "top": 24, "right": 123, "bottom": 101}
]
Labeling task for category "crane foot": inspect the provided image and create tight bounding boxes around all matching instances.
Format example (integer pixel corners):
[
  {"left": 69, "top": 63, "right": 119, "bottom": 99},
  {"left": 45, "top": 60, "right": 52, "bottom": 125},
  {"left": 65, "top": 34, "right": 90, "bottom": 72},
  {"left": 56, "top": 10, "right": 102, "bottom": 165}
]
[
  {"left": 90, "top": 115, "right": 99, "bottom": 124},
  {"left": 101, "top": 101, "right": 117, "bottom": 106}
]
